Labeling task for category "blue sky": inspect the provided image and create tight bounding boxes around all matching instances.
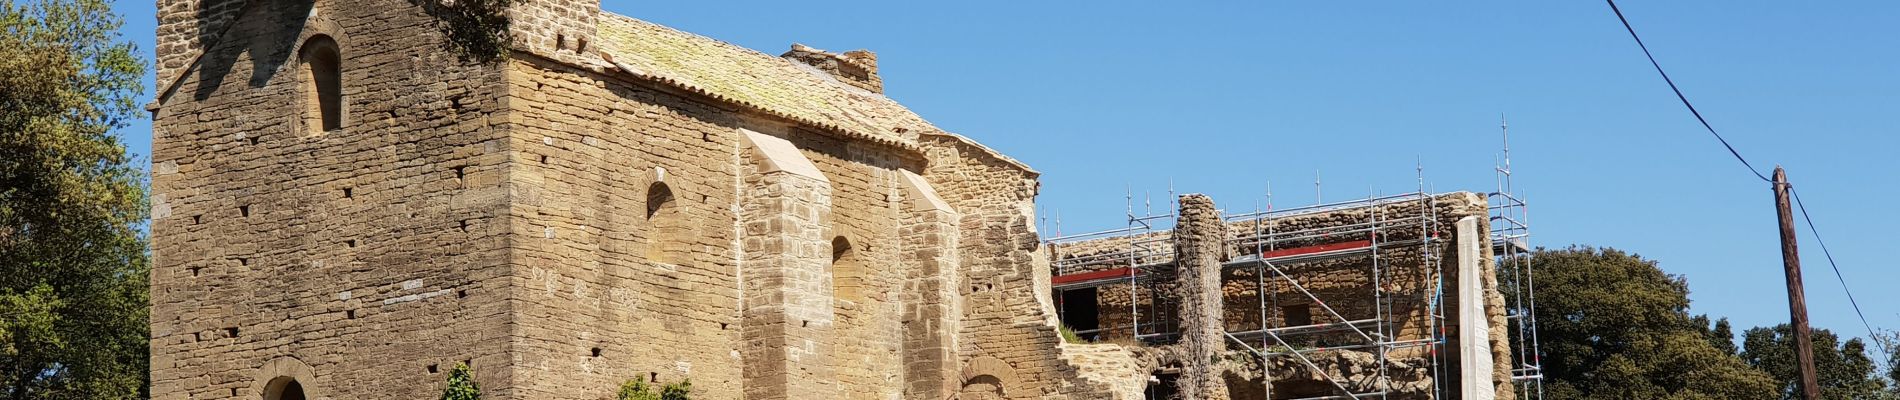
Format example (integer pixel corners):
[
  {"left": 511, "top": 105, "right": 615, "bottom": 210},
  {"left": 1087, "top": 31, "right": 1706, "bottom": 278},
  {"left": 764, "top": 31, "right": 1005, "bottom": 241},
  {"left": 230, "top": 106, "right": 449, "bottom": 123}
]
[{"left": 112, "top": 1, "right": 1898, "bottom": 345}]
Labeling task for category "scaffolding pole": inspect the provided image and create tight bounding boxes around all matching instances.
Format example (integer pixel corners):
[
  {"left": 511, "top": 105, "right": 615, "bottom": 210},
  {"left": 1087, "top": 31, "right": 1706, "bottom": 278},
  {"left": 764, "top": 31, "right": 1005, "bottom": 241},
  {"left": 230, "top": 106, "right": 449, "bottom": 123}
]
[{"left": 1491, "top": 118, "right": 1545, "bottom": 400}]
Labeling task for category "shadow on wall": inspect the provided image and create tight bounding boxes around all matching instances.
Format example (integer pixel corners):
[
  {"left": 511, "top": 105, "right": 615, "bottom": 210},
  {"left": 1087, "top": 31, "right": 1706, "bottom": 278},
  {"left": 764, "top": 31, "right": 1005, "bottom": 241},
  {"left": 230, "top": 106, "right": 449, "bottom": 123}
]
[{"left": 193, "top": 0, "right": 312, "bottom": 100}]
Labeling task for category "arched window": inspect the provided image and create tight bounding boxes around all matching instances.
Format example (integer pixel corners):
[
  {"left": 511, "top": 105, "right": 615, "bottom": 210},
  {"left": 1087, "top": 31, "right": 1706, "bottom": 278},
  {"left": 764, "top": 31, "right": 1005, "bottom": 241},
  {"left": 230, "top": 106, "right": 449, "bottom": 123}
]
[
  {"left": 263, "top": 376, "right": 307, "bottom": 400},
  {"left": 645, "top": 182, "right": 688, "bottom": 265},
  {"left": 299, "top": 35, "right": 342, "bottom": 135},
  {"left": 831, "top": 236, "right": 866, "bottom": 303}
]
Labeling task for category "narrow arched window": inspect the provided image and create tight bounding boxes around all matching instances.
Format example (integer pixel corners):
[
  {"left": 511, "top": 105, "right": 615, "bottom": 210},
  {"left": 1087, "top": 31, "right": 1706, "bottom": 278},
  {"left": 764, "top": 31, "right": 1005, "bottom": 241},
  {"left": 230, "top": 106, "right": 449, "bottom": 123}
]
[
  {"left": 299, "top": 35, "right": 342, "bottom": 135},
  {"left": 645, "top": 182, "right": 687, "bottom": 265},
  {"left": 832, "top": 236, "right": 866, "bottom": 303},
  {"left": 264, "top": 377, "right": 307, "bottom": 400}
]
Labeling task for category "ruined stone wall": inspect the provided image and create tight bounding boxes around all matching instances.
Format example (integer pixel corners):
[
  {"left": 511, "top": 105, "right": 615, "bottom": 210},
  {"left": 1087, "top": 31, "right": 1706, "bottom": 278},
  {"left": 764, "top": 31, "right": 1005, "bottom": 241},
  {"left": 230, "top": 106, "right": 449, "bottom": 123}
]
[
  {"left": 1173, "top": 194, "right": 1230, "bottom": 400},
  {"left": 921, "top": 134, "right": 1131, "bottom": 399},
  {"left": 1048, "top": 193, "right": 1515, "bottom": 398},
  {"left": 1055, "top": 195, "right": 1483, "bottom": 344},
  {"left": 149, "top": 1, "right": 515, "bottom": 398},
  {"left": 1222, "top": 195, "right": 1482, "bottom": 354}
]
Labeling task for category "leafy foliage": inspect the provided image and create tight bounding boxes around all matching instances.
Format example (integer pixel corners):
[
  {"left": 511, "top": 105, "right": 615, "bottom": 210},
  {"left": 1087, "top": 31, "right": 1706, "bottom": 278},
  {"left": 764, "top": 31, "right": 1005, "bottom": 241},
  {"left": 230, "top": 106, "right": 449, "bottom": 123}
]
[
  {"left": 441, "top": 363, "right": 481, "bottom": 400},
  {"left": 1525, "top": 247, "right": 1777, "bottom": 399},
  {"left": 425, "top": 0, "right": 512, "bottom": 63},
  {"left": 1879, "top": 329, "right": 1900, "bottom": 388},
  {"left": 616, "top": 378, "right": 691, "bottom": 400},
  {"left": 1741, "top": 324, "right": 1896, "bottom": 400},
  {"left": 1690, "top": 315, "right": 1740, "bottom": 356},
  {"left": 0, "top": 0, "right": 149, "bottom": 398}
]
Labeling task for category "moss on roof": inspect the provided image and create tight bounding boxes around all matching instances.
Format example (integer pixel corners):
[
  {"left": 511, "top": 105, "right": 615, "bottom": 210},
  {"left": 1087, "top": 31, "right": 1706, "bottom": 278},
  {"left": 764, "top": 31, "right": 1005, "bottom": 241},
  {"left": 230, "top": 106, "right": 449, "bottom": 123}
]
[{"left": 595, "top": 13, "right": 933, "bottom": 149}]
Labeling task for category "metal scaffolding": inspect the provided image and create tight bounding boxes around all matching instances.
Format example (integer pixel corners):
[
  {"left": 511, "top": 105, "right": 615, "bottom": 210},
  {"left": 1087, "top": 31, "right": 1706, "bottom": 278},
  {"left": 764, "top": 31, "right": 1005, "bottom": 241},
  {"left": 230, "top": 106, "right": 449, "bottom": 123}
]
[
  {"left": 1222, "top": 190, "right": 1444, "bottom": 400},
  {"left": 1047, "top": 185, "right": 1449, "bottom": 399},
  {"left": 1044, "top": 122, "right": 1545, "bottom": 399},
  {"left": 1492, "top": 119, "right": 1545, "bottom": 400}
]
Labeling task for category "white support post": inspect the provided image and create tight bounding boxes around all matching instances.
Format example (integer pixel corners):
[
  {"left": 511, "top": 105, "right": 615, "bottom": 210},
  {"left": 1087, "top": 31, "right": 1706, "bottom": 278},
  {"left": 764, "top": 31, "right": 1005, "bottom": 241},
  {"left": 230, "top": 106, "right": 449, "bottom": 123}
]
[{"left": 1458, "top": 216, "right": 1497, "bottom": 400}]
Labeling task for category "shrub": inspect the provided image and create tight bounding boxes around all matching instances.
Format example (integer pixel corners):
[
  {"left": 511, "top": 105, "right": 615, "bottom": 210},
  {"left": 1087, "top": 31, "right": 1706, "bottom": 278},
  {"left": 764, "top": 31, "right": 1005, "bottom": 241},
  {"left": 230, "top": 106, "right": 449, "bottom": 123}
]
[
  {"left": 617, "top": 378, "right": 691, "bottom": 400},
  {"left": 661, "top": 379, "right": 691, "bottom": 400},
  {"left": 441, "top": 363, "right": 480, "bottom": 400}
]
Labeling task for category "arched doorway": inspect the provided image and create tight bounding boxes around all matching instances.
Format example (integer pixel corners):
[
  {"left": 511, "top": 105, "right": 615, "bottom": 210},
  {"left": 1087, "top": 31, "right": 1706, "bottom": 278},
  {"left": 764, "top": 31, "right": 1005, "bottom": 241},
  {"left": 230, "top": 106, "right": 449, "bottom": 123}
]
[
  {"left": 263, "top": 376, "right": 306, "bottom": 400},
  {"left": 252, "top": 357, "right": 319, "bottom": 400}
]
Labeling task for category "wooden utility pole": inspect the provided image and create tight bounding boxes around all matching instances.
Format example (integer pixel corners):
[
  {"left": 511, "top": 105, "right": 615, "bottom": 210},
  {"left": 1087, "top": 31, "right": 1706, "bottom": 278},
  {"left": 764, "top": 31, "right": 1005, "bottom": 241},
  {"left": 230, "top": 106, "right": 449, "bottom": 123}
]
[{"left": 1773, "top": 166, "right": 1821, "bottom": 400}]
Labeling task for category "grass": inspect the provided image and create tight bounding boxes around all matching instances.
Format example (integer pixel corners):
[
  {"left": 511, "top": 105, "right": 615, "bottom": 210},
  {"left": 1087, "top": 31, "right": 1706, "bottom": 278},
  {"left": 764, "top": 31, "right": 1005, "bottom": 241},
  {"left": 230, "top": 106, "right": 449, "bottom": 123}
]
[{"left": 1058, "top": 325, "right": 1085, "bottom": 343}]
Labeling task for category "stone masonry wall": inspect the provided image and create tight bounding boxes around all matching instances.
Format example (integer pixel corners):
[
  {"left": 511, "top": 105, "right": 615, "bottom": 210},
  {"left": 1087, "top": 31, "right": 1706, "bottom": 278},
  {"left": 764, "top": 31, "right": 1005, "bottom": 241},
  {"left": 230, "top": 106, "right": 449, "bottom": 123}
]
[
  {"left": 498, "top": 54, "right": 930, "bottom": 398},
  {"left": 152, "top": 0, "right": 243, "bottom": 91},
  {"left": 791, "top": 127, "right": 913, "bottom": 400},
  {"left": 899, "top": 170, "right": 964, "bottom": 399},
  {"left": 1056, "top": 194, "right": 1484, "bottom": 344},
  {"left": 736, "top": 167, "right": 837, "bottom": 400},
  {"left": 921, "top": 133, "right": 1130, "bottom": 399},
  {"left": 497, "top": 55, "right": 746, "bottom": 399},
  {"left": 149, "top": 1, "right": 516, "bottom": 398},
  {"left": 508, "top": 0, "right": 601, "bottom": 66}
]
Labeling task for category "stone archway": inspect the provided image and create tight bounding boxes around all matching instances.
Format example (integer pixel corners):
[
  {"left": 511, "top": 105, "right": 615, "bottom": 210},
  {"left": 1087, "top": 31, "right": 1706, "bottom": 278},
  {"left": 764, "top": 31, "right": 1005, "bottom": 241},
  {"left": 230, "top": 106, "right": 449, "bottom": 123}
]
[
  {"left": 251, "top": 357, "right": 318, "bottom": 400},
  {"left": 263, "top": 376, "right": 307, "bottom": 400},
  {"left": 959, "top": 356, "right": 1022, "bottom": 400},
  {"left": 959, "top": 374, "right": 1005, "bottom": 399}
]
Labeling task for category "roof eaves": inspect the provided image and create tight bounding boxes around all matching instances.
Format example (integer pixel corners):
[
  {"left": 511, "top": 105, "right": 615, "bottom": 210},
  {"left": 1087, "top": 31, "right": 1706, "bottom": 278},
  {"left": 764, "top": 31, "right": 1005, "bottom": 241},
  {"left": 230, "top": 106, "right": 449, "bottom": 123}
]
[{"left": 599, "top": 52, "right": 921, "bottom": 154}]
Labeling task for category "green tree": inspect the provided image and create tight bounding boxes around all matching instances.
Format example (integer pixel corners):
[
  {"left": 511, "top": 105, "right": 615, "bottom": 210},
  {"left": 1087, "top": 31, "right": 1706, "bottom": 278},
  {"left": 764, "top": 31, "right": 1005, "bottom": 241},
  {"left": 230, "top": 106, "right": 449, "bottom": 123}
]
[
  {"left": 616, "top": 378, "right": 691, "bottom": 400},
  {"left": 0, "top": 0, "right": 150, "bottom": 398},
  {"left": 425, "top": 0, "right": 512, "bottom": 63},
  {"left": 441, "top": 363, "right": 480, "bottom": 400},
  {"left": 1525, "top": 246, "right": 1776, "bottom": 399},
  {"left": 1741, "top": 324, "right": 1895, "bottom": 399},
  {"left": 1878, "top": 329, "right": 1900, "bottom": 390},
  {"left": 1691, "top": 315, "right": 1740, "bottom": 356}
]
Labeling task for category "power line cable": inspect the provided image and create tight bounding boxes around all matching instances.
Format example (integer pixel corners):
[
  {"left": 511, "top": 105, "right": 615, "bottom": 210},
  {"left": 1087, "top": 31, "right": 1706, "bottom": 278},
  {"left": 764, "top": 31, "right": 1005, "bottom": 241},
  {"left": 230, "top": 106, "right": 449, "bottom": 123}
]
[
  {"left": 1605, "top": 0, "right": 1889, "bottom": 362},
  {"left": 1604, "top": 0, "right": 1771, "bottom": 182},
  {"left": 1791, "top": 188, "right": 1892, "bottom": 362}
]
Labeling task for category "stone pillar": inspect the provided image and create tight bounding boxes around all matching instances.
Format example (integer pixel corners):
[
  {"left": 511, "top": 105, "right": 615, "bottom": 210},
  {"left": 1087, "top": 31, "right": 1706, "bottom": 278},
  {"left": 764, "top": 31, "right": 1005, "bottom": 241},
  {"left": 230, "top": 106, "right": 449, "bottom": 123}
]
[
  {"left": 738, "top": 130, "right": 837, "bottom": 400},
  {"left": 898, "top": 170, "right": 962, "bottom": 399},
  {"left": 1173, "top": 194, "right": 1230, "bottom": 400},
  {"left": 1456, "top": 216, "right": 1496, "bottom": 400}
]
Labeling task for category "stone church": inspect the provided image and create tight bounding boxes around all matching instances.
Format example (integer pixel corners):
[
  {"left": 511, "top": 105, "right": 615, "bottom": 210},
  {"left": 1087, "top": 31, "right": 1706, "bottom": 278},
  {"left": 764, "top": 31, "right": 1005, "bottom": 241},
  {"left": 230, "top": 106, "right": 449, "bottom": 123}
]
[
  {"left": 150, "top": 1, "right": 1528, "bottom": 399},
  {"left": 149, "top": 0, "right": 1133, "bottom": 399}
]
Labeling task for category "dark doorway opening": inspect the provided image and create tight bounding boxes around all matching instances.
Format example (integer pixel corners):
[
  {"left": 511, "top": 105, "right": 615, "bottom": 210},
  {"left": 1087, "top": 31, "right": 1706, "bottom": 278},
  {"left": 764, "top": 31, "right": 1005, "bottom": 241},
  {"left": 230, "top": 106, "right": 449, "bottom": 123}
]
[
  {"left": 1281, "top": 304, "right": 1312, "bottom": 327},
  {"left": 1147, "top": 370, "right": 1181, "bottom": 400},
  {"left": 1059, "top": 288, "right": 1099, "bottom": 340},
  {"left": 265, "top": 377, "right": 306, "bottom": 400}
]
